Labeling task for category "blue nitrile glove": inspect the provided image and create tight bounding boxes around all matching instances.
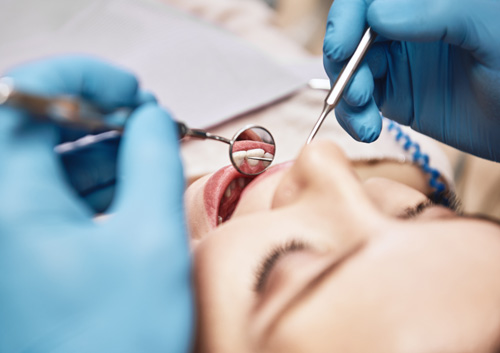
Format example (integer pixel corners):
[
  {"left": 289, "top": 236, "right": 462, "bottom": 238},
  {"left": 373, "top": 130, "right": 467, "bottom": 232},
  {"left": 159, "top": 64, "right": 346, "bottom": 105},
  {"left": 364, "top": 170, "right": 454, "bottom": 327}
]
[
  {"left": 323, "top": 0, "right": 500, "bottom": 161},
  {"left": 6, "top": 56, "right": 157, "bottom": 214},
  {"left": 0, "top": 56, "right": 193, "bottom": 353}
]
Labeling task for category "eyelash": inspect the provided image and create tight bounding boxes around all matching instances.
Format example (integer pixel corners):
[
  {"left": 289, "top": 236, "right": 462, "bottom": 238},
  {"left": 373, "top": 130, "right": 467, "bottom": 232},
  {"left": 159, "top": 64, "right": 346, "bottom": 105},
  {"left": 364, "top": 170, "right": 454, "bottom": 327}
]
[
  {"left": 401, "top": 199, "right": 436, "bottom": 219},
  {"left": 253, "top": 239, "right": 308, "bottom": 293},
  {"left": 400, "top": 193, "right": 462, "bottom": 220}
]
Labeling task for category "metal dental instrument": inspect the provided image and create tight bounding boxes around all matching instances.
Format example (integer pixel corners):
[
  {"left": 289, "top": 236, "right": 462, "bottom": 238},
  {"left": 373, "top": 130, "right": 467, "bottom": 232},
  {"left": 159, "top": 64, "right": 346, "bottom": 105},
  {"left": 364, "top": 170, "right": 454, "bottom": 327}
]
[
  {"left": 0, "top": 77, "right": 129, "bottom": 132},
  {"left": 178, "top": 123, "right": 275, "bottom": 176},
  {"left": 306, "top": 27, "right": 377, "bottom": 144},
  {"left": 0, "top": 77, "right": 276, "bottom": 176}
]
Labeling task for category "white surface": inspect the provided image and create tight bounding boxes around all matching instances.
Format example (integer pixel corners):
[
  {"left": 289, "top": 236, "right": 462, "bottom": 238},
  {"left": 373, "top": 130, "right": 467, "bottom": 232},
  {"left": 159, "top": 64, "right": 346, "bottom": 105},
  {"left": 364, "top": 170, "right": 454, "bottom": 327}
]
[{"left": 0, "top": 0, "right": 306, "bottom": 128}]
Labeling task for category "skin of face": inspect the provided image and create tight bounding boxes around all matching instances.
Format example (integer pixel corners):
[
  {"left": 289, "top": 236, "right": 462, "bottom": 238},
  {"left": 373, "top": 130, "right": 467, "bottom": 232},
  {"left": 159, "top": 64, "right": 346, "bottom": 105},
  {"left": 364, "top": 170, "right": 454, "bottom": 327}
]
[{"left": 185, "top": 140, "right": 500, "bottom": 353}]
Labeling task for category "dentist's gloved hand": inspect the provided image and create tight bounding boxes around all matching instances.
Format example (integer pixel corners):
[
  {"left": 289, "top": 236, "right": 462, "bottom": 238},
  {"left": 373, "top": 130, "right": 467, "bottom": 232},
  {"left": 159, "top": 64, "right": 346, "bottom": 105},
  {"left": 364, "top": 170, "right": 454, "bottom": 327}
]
[
  {"left": 0, "top": 56, "right": 193, "bottom": 353},
  {"left": 323, "top": 0, "right": 500, "bottom": 161},
  {"left": 6, "top": 57, "right": 157, "bottom": 213}
]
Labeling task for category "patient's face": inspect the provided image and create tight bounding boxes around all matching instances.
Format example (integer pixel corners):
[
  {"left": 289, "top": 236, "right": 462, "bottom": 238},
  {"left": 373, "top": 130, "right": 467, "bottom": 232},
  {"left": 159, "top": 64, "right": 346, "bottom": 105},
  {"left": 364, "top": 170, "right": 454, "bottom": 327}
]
[{"left": 185, "top": 141, "right": 500, "bottom": 353}]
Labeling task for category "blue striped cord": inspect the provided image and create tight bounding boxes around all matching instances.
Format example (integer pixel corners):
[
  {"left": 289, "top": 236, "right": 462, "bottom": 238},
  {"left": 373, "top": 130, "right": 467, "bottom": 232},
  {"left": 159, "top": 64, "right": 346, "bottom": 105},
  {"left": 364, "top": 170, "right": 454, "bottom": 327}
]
[{"left": 386, "top": 119, "right": 449, "bottom": 205}]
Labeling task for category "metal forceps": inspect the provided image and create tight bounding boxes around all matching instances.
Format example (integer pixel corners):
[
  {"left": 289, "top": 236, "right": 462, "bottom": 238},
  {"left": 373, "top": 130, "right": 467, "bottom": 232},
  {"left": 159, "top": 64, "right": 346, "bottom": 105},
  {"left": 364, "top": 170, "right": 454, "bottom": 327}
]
[
  {"left": 306, "top": 27, "right": 377, "bottom": 144},
  {"left": 0, "top": 78, "right": 276, "bottom": 176}
]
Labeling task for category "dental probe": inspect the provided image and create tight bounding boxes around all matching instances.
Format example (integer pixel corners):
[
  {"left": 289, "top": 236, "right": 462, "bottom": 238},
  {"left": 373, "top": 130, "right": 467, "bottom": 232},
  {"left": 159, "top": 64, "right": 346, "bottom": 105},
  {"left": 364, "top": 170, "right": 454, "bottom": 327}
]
[{"left": 306, "top": 27, "right": 377, "bottom": 144}]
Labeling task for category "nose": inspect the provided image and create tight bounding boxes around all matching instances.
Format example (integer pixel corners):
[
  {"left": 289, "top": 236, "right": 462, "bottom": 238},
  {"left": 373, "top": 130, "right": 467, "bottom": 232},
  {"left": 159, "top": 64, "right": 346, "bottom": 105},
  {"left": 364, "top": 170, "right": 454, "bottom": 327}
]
[
  {"left": 271, "top": 140, "right": 382, "bottom": 228},
  {"left": 272, "top": 141, "right": 361, "bottom": 205}
]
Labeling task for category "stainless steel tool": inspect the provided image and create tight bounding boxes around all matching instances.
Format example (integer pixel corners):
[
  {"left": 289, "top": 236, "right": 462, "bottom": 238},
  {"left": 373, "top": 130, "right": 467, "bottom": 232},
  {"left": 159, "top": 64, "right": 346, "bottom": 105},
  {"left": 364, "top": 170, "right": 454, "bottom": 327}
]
[{"left": 306, "top": 27, "right": 377, "bottom": 144}]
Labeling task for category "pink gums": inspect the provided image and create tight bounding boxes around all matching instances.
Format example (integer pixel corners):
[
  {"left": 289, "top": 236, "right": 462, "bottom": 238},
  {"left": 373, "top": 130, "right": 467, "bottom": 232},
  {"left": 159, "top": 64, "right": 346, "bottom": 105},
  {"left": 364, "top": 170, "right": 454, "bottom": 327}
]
[{"left": 232, "top": 140, "right": 275, "bottom": 154}]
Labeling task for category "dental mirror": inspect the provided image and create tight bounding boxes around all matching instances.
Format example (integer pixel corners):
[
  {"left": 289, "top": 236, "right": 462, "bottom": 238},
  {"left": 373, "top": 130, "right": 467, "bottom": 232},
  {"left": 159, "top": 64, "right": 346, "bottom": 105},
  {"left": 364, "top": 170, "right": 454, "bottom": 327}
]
[
  {"left": 229, "top": 125, "right": 275, "bottom": 176},
  {"left": 177, "top": 122, "right": 275, "bottom": 176}
]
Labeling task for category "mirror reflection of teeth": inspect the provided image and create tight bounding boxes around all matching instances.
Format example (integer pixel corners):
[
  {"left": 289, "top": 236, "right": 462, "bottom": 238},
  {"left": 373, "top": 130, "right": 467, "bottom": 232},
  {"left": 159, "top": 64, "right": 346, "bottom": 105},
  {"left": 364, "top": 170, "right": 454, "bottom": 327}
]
[
  {"left": 232, "top": 149, "right": 274, "bottom": 167},
  {"left": 246, "top": 148, "right": 265, "bottom": 166},
  {"left": 262, "top": 152, "right": 273, "bottom": 167}
]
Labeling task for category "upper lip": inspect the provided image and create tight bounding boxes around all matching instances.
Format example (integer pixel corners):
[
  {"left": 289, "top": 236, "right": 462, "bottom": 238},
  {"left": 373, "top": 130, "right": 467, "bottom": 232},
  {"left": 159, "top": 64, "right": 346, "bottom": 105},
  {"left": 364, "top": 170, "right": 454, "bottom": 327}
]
[{"left": 203, "top": 160, "right": 293, "bottom": 229}]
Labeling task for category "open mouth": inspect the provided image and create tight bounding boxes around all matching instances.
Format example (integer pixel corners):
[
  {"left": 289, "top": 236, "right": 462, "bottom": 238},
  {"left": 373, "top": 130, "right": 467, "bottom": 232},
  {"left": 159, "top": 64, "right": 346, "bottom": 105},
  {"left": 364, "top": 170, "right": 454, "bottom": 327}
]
[
  {"left": 202, "top": 141, "right": 275, "bottom": 227},
  {"left": 204, "top": 162, "right": 271, "bottom": 228},
  {"left": 204, "top": 165, "right": 259, "bottom": 228},
  {"left": 217, "top": 175, "right": 253, "bottom": 225},
  {"left": 203, "top": 158, "right": 291, "bottom": 229}
]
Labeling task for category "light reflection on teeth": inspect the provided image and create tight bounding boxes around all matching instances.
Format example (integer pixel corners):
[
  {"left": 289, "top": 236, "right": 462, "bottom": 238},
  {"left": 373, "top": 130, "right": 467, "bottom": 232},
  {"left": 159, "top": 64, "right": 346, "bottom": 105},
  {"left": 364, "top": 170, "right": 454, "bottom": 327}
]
[
  {"left": 263, "top": 152, "right": 273, "bottom": 167},
  {"left": 218, "top": 177, "right": 253, "bottom": 226},
  {"left": 246, "top": 148, "right": 265, "bottom": 166},
  {"left": 224, "top": 180, "right": 237, "bottom": 198},
  {"left": 232, "top": 151, "right": 246, "bottom": 167},
  {"left": 232, "top": 149, "right": 274, "bottom": 168}
]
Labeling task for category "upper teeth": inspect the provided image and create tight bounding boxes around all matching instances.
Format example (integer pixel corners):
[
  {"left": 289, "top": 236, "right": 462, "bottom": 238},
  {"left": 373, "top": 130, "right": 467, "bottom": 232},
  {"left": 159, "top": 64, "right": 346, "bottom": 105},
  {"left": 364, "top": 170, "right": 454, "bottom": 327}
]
[
  {"left": 232, "top": 149, "right": 273, "bottom": 167},
  {"left": 262, "top": 152, "right": 273, "bottom": 167}
]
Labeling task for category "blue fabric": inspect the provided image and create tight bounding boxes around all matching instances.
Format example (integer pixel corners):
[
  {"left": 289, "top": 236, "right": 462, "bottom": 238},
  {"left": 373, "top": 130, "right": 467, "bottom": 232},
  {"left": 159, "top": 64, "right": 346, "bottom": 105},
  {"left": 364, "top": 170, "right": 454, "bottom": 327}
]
[
  {"left": 323, "top": 0, "right": 500, "bottom": 161},
  {"left": 0, "top": 55, "right": 193, "bottom": 353}
]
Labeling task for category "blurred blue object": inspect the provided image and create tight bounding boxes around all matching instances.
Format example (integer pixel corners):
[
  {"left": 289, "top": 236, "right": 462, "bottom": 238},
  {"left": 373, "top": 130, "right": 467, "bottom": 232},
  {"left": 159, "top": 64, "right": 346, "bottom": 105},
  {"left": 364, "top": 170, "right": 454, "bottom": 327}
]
[
  {"left": 59, "top": 132, "right": 121, "bottom": 213},
  {"left": 323, "top": 0, "right": 500, "bottom": 161},
  {"left": 0, "top": 56, "right": 193, "bottom": 353}
]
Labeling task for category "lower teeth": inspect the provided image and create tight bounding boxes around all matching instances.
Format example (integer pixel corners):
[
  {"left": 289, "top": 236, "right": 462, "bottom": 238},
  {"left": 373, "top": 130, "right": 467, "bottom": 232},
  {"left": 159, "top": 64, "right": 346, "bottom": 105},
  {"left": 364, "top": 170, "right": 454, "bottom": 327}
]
[{"left": 217, "top": 177, "right": 252, "bottom": 226}]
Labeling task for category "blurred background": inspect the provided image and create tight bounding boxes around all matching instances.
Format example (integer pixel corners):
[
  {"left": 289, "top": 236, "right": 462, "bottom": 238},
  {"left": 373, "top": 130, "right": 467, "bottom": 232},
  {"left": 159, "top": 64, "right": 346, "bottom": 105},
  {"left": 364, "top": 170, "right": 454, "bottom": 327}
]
[{"left": 264, "top": 0, "right": 331, "bottom": 54}]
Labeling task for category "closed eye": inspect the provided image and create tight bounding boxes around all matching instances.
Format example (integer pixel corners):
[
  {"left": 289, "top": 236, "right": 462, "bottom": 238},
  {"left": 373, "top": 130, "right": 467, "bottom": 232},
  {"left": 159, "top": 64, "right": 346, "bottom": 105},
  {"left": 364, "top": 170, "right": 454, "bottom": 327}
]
[
  {"left": 399, "top": 191, "right": 462, "bottom": 220},
  {"left": 253, "top": 239, "right": 310, "bottom": 293},
  {"left": 399, "top": 199, "right": 437, "bottom": 219}
]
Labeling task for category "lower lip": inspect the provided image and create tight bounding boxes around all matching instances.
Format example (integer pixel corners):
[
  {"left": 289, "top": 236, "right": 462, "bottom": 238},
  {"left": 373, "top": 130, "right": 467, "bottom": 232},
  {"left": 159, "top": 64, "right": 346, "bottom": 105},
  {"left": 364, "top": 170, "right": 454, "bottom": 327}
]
[
  {"left": 203, "top": 165, "right": 251, "bottom": 228},
  {"left": 203, "top": 161, "right": 294, "bottom": 228}
]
